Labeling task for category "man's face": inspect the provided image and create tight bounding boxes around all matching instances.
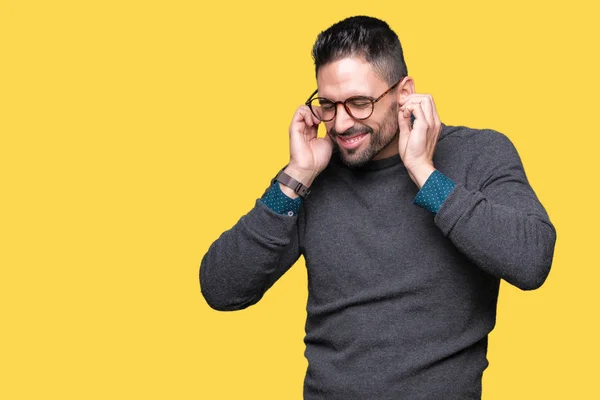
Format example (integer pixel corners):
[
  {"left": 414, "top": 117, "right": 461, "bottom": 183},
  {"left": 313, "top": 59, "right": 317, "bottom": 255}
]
[{"left": 317, "top": 57, "right": 400, "bottom": 168}]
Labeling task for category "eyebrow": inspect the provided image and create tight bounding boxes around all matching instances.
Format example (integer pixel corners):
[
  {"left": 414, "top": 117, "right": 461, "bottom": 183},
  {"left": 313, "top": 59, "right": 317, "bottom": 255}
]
[{"left": 318, "top": 93, "right": 374, "bottom": 101}]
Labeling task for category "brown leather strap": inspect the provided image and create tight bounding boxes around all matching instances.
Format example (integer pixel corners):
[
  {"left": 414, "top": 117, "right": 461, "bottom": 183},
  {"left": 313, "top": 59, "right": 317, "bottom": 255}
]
[{"left": 275, "top": 169, "right": 311, "bottom": 199}]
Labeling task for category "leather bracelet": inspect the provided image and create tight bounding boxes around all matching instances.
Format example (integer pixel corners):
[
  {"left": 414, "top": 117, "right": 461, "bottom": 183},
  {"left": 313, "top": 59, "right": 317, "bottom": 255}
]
[{"left": 275, "top": 169, "right": 311, "bottom": 199}]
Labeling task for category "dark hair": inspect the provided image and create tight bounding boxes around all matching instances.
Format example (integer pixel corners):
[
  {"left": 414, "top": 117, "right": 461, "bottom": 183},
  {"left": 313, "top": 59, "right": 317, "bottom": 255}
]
[{"left": 311, "top": 16, "right": 408, "bottom": 85}]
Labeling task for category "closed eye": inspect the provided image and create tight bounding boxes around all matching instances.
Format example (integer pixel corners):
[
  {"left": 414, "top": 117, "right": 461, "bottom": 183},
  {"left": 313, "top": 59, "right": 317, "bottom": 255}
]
[
  {"left": 347, "top": 98, "right": 373, "bottom": 108},
  {"left": 319, "top": 101, "right": 335, "bottom": 110}
]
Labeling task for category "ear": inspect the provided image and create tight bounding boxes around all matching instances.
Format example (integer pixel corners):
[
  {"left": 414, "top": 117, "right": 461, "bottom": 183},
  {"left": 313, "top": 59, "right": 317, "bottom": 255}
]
[{"left": 396, "top": 76, "right": 415, "bottom": 103}]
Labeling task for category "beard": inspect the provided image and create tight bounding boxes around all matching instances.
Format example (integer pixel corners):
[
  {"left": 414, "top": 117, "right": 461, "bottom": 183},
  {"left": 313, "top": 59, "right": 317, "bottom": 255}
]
[{"left": 328, "top": 103, "right": 400, "bottom": 168}]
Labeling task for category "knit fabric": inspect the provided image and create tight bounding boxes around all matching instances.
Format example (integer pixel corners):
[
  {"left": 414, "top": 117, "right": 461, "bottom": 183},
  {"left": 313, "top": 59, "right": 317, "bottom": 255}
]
[
  {"left": 200, "top": 124, "right": 556, "bottom": 399},
  {"left": 263, "top": 168, "right": 455, "bottom": 216}
]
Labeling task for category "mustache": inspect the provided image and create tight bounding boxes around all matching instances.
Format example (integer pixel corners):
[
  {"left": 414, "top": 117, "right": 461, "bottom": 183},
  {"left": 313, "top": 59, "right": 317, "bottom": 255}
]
[{"left": 328, "top": 125, "right": 374, "bottom": 137}]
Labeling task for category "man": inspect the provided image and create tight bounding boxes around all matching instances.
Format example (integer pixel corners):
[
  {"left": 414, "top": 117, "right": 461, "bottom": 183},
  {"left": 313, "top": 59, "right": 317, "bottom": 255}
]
[{"left": 200, "top": 16, "right": 556, "bottom": 399}]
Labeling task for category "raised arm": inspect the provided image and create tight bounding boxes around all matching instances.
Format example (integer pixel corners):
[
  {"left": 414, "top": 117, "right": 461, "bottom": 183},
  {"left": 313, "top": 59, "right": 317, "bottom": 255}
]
[
  {"left": 200, "top": 195, "right": 303, "bottom": 311},
  {"left": 398, "top": 94, "right": 556, "bottom": 290},
  {"left": 433, "top": 132, "right": 556, "bottom": 290},
  {"left": 200, "top": 105, "right": 334, "bottom": 310}
]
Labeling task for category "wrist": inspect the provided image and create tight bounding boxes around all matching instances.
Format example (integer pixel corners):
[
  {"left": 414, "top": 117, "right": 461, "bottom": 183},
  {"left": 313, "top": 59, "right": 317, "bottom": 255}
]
[
  {"left": 406, "top": 162, "right": 436, "bottom": 189},
  {"left": 278, "top": 182, "right": 300, "bottom": 199},
  {"left": 284, "top": 164, "right": 318, "bottom": 188}
]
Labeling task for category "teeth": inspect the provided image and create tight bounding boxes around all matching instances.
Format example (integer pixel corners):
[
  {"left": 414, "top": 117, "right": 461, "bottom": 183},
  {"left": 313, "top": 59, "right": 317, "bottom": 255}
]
[{"left": 343, "top": 134, "right": 365, "bottom": 144}]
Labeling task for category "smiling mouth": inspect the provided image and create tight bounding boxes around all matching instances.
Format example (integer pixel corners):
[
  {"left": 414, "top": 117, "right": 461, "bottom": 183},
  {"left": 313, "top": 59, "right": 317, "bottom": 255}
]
[
  {"left": 337, "top": 132, "right": 368, "bottom": 149},
  {"left": 341, "top": 135, "right": 366, "bottom": 143}
]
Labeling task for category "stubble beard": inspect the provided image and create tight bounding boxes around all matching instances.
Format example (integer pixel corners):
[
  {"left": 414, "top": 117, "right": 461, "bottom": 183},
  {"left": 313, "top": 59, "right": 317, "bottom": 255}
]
[{"left": 331, "top": 104, "right": 400, "bottom": 168}]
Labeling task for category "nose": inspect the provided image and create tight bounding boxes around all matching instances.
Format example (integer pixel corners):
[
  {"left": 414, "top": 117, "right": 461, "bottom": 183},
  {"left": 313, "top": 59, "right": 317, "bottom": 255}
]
[{"left": 332, "top": 103, "right": 354, "bottom": 134}]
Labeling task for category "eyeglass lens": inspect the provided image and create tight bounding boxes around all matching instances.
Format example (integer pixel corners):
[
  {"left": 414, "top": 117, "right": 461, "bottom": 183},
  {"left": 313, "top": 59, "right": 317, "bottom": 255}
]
[{"left": 308, "top": 97, "right": 374, "bottom": 121}]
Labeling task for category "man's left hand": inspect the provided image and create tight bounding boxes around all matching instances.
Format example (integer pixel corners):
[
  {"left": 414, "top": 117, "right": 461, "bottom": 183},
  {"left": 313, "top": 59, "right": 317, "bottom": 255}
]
[{"left": 398, "top": 94, "right": 442, "bottom": 188}]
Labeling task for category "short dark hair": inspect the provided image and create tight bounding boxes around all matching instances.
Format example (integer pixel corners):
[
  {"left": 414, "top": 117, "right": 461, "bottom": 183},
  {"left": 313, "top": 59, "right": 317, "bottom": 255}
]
[{"left": 311, "top": 16, "right": 408, "bottom": 85}]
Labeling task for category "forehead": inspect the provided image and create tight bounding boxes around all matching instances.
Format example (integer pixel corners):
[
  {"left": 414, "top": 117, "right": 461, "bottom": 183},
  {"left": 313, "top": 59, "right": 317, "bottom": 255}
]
[{"left": 316, "top": 57, "right": 386, "bottom": 100}]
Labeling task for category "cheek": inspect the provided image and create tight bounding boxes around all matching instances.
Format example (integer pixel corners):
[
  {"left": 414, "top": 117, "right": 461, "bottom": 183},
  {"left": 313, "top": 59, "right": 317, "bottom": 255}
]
[
  {"left": 360, "top": 121, "right": 377, "bottom": 135},
  {"left": 380, "top": 107, "right": 399, "bottom": 131}
]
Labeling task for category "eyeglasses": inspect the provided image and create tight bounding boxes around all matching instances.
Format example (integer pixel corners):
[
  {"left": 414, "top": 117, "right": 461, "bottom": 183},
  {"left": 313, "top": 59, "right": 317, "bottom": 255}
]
[{"left": 305, "top": 78, "right": 402, "bottom": 122}]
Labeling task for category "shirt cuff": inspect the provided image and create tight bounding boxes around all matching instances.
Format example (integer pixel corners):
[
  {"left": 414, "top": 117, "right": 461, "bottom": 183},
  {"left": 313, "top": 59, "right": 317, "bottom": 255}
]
[
  {"left": 260, "top": 182, "right": 303, "bottom": 217},
  {"left": 413, "top": 170, "right": 456, "bottom": 214}
]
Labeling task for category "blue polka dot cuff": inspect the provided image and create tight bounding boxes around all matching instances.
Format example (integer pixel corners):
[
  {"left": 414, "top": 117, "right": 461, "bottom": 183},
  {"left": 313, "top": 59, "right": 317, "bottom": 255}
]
[
  {"left": 413, "top": 170, "right": 456, "bottom": 214},
  {"left": 260, "top": 182, "right": 303, "bottom": 217}
]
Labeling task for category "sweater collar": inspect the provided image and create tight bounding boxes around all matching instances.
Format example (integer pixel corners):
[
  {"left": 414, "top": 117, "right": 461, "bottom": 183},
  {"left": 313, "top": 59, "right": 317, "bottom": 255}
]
[{"left": 331, "top": 149, "right": 401, "bottom": 171}]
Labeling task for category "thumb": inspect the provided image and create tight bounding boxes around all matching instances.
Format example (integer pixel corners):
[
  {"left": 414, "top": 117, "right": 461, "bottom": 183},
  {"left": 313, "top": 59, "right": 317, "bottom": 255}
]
[
  {"left": 399, "top": 108, "right": 412, "bottom": 150},
  {"left": 398, "top": 107, "right": 412, "bottom": 137}
]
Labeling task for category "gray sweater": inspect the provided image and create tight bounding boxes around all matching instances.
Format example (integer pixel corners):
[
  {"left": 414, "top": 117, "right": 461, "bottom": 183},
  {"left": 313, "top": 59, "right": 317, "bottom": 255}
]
[{"left": 200, "top": 124, "right": 556, "bottom": 399}]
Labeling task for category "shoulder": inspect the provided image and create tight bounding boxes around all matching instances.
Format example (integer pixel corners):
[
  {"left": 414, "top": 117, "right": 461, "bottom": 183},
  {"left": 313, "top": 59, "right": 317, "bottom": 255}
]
[
  {"left": 435, "top": 124, "right": 525, "bottom": 188},
  {"left": 439, "top": 123, "right": 513, "bottom": 146},
  {"left": 437, "top": 123, "right": 520, "bottom": 162}
]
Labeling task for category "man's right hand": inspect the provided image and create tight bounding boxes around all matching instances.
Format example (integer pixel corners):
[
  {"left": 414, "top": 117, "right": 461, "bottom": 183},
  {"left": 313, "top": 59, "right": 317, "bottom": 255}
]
[{"left": 281, "top": 105, "right": 334, "bottom": 198}]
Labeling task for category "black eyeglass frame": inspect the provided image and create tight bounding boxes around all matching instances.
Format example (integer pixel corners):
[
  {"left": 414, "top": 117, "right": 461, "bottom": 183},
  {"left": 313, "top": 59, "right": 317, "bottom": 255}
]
[{"left": 305, "top": 78, "right": 403, "bottom": 122}]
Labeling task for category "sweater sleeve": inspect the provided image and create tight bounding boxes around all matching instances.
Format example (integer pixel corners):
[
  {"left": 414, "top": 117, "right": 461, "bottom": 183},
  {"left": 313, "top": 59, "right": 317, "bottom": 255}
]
[
  {"left": 199, "top": 181, "right": 302, "bottom": 311},
  {"left": 434, "top": 132, "right": 556, "bottom": 290}
]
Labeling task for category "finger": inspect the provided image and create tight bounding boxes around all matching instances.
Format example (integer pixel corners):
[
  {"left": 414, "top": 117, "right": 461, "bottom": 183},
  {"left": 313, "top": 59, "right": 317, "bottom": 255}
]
[
  {"left": 297, "top": 109, "right": 319, "bottom": 140},
  {"left": 420, "top": 95, "right": 442, "bottom": 154},
  {"left": 299, "top": 108, "right": 314, "bottom": 128},
  {"left": 417, "top": 97, "right": 435, "bottom": 130},
  {"left": 398, "top": 104, "right": 415, "bottom": 160},
  {"left": 400, "top": 94, "right": 437, "bottom": 124},
  {"left": 400, "top": 102, "right": 427, "bottom": 130},
  {"left": 403, "top": 94, "right": 441, "bottom": 132},
  {"left": 398, "top": 105, "right": 412, "bottom": 136},
  {"left": 398, "top": 93, "right": 416, "bottom": 106},
  {"left": 402, "top": 100, "right": 441, "bottom": 162},
  {"left": 292, "top": 107, "right": 308, "bottom": 128},
  {"left": 427, "top": 95, "right": 441, "bottom": 127},
  {"left": 399, "top": 93, "right": 426, "bottom": 107},
  {"left": 420, "top": 94, "right": 441, "bottom": 129},
  {"left": 401, "top": 102, "right": 429, "bottom": 154},
  {"left": 301, "top": 105, "right": 320, "bottom": 127},
  {"left": 290, "top": 107, "right": 317, "bottom": 142},
  {"left": 306, "top": 108, "right": 322, "bottom": 130},
  {"left": 402, "top": 98, "right": 432, "bottom": 129},
  {"left": 308, "top": 105, "right": 322, "bottom": 125}
]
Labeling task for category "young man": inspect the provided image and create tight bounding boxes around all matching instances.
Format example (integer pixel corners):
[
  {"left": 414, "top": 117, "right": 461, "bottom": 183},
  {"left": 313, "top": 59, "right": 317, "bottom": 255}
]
[{"left": 200, "top": 16, "right": 556, "bottom": 399}]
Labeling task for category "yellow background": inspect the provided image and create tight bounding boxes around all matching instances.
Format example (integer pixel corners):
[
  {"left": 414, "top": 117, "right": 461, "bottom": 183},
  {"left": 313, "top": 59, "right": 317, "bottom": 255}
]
[{"left": 1, "top": 0, "right": 598, "bottom": 398}]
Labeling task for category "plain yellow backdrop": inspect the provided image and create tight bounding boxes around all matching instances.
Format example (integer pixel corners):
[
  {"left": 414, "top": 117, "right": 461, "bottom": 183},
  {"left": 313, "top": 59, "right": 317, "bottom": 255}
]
[{"left": 1, "top": 0, "right": 599, "bottom": 399}]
